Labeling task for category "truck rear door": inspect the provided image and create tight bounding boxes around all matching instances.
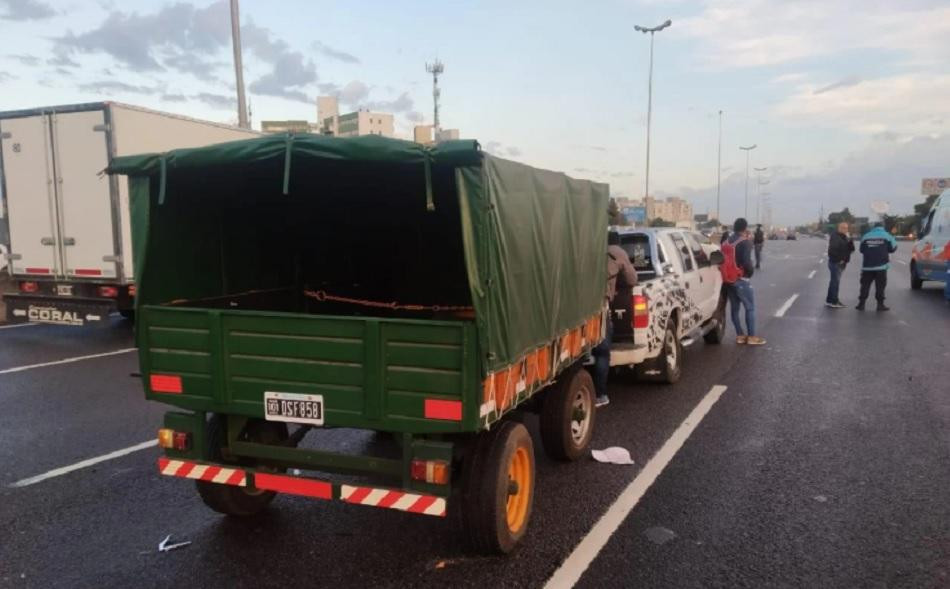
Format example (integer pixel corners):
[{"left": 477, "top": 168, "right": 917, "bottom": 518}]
[
  {"left": 0, "top": 113, "right": 60, "bottom": 276},
  {"left": 49, "top": 110, "right": 116, "bottom": 279}
]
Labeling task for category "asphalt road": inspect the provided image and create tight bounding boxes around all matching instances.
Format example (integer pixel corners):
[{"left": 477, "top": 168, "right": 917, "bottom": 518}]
[{"left": 1, "top": 239, "right": 947, "bottom": 588}]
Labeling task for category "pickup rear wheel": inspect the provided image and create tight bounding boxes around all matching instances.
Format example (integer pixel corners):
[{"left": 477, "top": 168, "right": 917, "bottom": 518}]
[
  {"left": 196, "top": 415, "right": 288, "bottom": 517},
  {"left": 540, "top": 366, "right": 596, "bottom": 461},
  {"left": 460, "top": 421, "right": 535, "bottom": 554},
  {"left": 656, "top": 320, "right": 683, "bottom": 384}
]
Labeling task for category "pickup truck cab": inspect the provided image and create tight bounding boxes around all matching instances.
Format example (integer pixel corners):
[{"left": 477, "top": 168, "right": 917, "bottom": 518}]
[
  {"left": 910, "top": 190, "right": 950, "bottom": 298},
  {"left": 609, "top": 227, "right": 726, "bottom": 383}
]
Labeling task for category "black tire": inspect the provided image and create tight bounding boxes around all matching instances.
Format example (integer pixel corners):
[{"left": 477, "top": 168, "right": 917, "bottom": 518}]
[
  {"left": 656, "top": 318, "right": 683, "bottom": 384},
  {"left": 910, "top": 262, "right": 923, "bottom": 290},
  {"left": 196, "top": 415, "right": 288, "bottom": 517},
  {"left": 460, "top": 421, "right": 535, "bottom": 554},
  {"left": 540, "top": 366, "right": 596, "bottom": 461},
  {"left": 703, "top": 302, "right": 726, "bottom": 344}
]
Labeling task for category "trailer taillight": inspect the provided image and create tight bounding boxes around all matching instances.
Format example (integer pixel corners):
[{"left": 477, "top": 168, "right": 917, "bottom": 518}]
[
  {"left": 19, "top": 281, "right": 39, "bottom": 293},
  {"left": 632, "top": 294, "right": 649, "bottom": 329},
  {"left": 157, "top": 428, "right": 191, "bottom": 451},
  {"left": 127, "top": 285, "right": 136, "bottom": 297},
  {"left": 410, "top": 459, "right": 450, "bottom": 485},
  {"left": 98, "top": 286, "right": 119, "bottom": 298}
]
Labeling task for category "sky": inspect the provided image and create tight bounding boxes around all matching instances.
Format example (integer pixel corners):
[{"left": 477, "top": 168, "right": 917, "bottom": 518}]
[{"left": 1, "top": 0, "right": 948, "bottom": 226}]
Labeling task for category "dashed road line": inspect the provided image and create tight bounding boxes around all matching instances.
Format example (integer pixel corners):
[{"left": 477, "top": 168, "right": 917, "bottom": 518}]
[
  {"left": 0, "top": 348, "right": 137, "bottom": 376},
  {"left": 9, "top": 440, "right": 157, "bottom": 488},
  {"left": 896, "top": 260, "right": 908, "bottom": 265},
  {"left": 0, "top": 322, "right": 39, "bottom": 331},
  {"left": 544, "top": 385, "right": 729, "bottom": 589},
  {"left": 807, "top": 270, "right": 817, "bottom": 279},
  {"left": 774, "top": 293, "right": 800, "bottom": 317}
]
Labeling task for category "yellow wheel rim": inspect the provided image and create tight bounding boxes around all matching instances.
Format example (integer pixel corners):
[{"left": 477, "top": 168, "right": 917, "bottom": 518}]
[{"left": 506, "top": 446, "right": 532, "bottom": 533}]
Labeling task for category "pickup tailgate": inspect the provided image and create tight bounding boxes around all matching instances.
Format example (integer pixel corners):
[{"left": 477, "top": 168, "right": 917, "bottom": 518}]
[{"left": 138, "top": 306, "right": 479, "bottom": 433}]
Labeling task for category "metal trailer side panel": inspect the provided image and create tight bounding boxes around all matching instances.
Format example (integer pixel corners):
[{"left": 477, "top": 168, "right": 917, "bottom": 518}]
[
  {"left": 110, "top": 104, "right": 260, "bottom": 280},
  {"left": 0, "top": 114, "right": 61, "bottom": 276},
  {"left": 49, "top": 109, "right": 117, "bottom": 279}
]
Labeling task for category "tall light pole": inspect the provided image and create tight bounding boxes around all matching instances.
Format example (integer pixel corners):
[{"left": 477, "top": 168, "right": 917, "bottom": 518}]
[
  {"left": 229, "top": 0, "right": 249, "bottom": 129},
  {"left": 754, "top": 167, "right": 768, "bottom": 224},
  {"left": 739, "top": 144, "right": 757, "bottom": 219},
  {"left": 716, "top": 110, "right": 723, "bottom": 223},
  {"left": 634, "top": 19, "right": 672, "bottom": 200}
]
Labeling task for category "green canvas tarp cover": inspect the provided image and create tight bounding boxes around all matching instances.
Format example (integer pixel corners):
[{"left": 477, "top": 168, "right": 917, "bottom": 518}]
[{"left": 109, "top": 133, "right": 608, "bottom": 374}]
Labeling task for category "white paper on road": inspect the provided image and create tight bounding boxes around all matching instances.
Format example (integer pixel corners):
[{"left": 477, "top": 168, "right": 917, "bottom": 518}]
[
  {"left": 158, "top": 535, "right": 192, "bottom": 552},
  {"left": 591, "top": 447, "right": 635, "bottom": 465}
]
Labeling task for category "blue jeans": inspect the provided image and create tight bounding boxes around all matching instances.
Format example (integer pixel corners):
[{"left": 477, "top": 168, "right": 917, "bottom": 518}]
[
  {"left": 592, "top": 317, "right": 613, "bottom": 399},
  {"left": 727, "top": 279, "right": 756, "bottom": 336},
  {"left": 826, "top": 260, "right": 844, "bottom": 304}
]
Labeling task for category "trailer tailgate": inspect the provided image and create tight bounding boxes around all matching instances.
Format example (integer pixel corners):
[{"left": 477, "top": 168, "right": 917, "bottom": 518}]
[{"left": 138, "top": 306, "right": 479, "bottom": 433}]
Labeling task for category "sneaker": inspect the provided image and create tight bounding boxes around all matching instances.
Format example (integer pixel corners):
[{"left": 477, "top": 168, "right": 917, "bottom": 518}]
[
  {"left": 746, "top": 336, "right": 767, "bottom": 345},
  {"left": 833, "top": 302, "right": 847, "bottom": 308},
  {"left": 736, "top": 335, "right": 748, "bottom": 344},
  {"left": 856, "top": 302, "right": 865, "bottom": 311},
  {"left": 877, "top": 304, "right": 890, "bottom": 311},
  {"left": 595, "top": 395, "right": 610, "bottom": 408},
  {"left": 825, "top": 301, "right": 838, "bottom": 308}
]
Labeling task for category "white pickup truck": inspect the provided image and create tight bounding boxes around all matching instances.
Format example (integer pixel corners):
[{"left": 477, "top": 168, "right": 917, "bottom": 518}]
[{"left": 609, "top": 227, "right": 726, "bottom": 383}]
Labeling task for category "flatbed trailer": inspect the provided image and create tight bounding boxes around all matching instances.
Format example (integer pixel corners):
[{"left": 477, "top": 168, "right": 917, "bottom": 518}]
[{"left": 109, "top": 133, "right": 609, "bottom": 553}]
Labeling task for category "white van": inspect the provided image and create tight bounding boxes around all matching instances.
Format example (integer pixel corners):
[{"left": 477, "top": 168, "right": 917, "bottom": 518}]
[{"left": 910, "top": 190, "right": 950, "bottom": 293}]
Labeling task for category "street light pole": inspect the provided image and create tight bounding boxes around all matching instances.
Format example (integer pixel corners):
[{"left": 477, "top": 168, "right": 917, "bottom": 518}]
[
  {"left": 739, "top": 144, "right": 757, "bottom": 219},
  {"left": 717, "top": 110, "right": 722, "bottom": 223},
  {"left": 229, "top": 0, "right": 249, "bottom": 129},
  {"left": 634, "top": 19, "right": 672, "bottom": 200}
]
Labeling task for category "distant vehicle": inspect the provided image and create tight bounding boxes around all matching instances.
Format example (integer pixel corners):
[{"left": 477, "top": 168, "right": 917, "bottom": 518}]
[
  {"left": 0, "top": 102, "right": 259, "bottom": 326},
  {"left": 787, "top": 233, "right": 798, "bottom": 240},
  {"left": 910, "top": 190, "right": 949, "bottom": 296},
  {"left": 608, "top": 227, "right": 725, "bottom": 384}
]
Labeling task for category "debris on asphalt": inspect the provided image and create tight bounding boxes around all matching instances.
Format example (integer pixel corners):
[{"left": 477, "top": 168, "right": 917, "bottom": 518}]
[
  {"left": 813, "top": 495, "right": 828, "bottom": 503},
  {"left": 158, "top": 535, "right": 192, "bottom": 553},
  {"left": 591, "top": 447, "right": 635, "bottom": 465},
  {"left": 644, "top": 526, "right": 677, "bottom": 545}
]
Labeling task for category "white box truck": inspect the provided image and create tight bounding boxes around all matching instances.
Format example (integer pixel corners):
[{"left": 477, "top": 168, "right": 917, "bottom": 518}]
[{"left": 0, "top": 102, "right": 259, "bottom": 326}]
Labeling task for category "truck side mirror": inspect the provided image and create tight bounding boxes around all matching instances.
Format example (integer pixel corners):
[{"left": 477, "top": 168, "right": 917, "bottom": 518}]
[
  {"left": 709, "top": 251, "right": 725, "bottom": 265},
  {"left": 662, "top": 263, "right": 675, "bottom": 275}
]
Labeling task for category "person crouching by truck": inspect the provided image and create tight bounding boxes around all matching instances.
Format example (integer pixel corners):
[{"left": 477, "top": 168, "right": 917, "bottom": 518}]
[{"left": 591, "top": 233, "right": 636, "bottom": 408}]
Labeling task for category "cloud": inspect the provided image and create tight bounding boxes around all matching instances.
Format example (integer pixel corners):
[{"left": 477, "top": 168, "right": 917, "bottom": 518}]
[
  {"left": 53, "top": 1, "right": 231, "bottom": 71},
  {"left": 243, "top": 21, "right": 317, "bottom": 103},
  {"left": 505, "top": 146, "right": 522, "bottom": 157},
  {"left": 0, "top": 71, "right": 14, "bottom": 82},
  {"left": 79, "top": 80, "right": 158, "bottom": 95},
  {"left": 678, "top": 0, "right": 950, "bottom": 69},
  {"left": 161, "top": 93, "right": 187, "bottom": 102},
  {"left": 364, "top": 92, "right": 413, "bottom": 113},
  {"left": 775, "top": 73, "right": 950, "bottom": 136},
  {"left": 6, "top": 53, "right": 40, "bottom": 66},
  {"left": 193, "top": 92, "right": 236, "bottom": 109},
  {"left": 813, "top": 75, "right": 862, "bottom": 95},
  {"left": 163, "top": 51, "right": 226, "bottom": 82},
  {"left": 338, "top": 80, "right": 370, "bottom": 106},
  {"left": 406, "top": 111, "right": 424, "bottom": 123},
  {"left": 311, "top": 41, "right": 359, "bottom": 64},
  {"left": 0, "top": 0, "right": 56, "bottom": 20}
]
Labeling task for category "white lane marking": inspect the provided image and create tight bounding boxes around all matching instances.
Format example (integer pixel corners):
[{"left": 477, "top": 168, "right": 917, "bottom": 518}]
[
  {"left": 774, "top": 293, "right": 799, "bottom": 317},
  {"left": 896, "top": 260, "right": 907, "bottom": 265},
  {"left": 9, "top": 439, "right": 157, "bottom": 488},
  {"left": 0, "top": 348, "right": 136, "bottom": 376},
  {"left": 807, "top": 270, "right": 817, "bottom": 279},
  {"left": 0, "top": 322, "right": 39, "bottom": 331},
  {"left": 544, "top": 385, "right": 728, "bottom": 589}
]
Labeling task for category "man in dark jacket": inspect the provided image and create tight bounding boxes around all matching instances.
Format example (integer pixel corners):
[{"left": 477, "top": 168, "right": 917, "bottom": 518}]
[
  {"left": 726, "top": 218, "right": 765, "bottom": 345},
  {"left": 753, "top": 224, "right": 765, "bottom": 269},
  {"left": 825, "top": 222, "right": 855, "bottom": 308},
  {"left": 856, "top": 223, "right": 898, "bottom": 311}
]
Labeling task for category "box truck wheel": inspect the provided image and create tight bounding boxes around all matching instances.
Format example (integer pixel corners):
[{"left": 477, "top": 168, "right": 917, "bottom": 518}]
[
  {"left": 196, "top": 414, "right": 288, "bottom": 517},
  {"left": 460, "top": 421, "right": 535, "bottom": 554},
  {"left": 540, "top": 366, "right": 595, "bottom": 461}
]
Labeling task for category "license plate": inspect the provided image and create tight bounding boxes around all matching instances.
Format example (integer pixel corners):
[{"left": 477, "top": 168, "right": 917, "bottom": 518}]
[
  {"left": 264, "top": 391, "right": 324, "bottom": 426},
  {"left": 56, "top": 284, "right": 73, "bottom": 296}
]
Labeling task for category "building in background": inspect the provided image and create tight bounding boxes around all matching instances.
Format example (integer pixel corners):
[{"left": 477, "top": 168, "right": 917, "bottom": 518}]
[
  {"left": 436, "top": 128, "right": 460, "bottom": 142},
  {"left": 315, "top": 95, "right": 394, "bottom": 138},
  {"left": 645, "top": 196, "right": 693, "bottom": 226},
  {"left": 414, "top": 125, "right": 434, "bottom": 145},
  {"left": 261, "top": 120, "right": 317, "bottom": 134}
]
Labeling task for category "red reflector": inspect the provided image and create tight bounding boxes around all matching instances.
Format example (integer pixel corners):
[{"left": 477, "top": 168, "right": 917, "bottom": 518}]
[
  {"left": 254, "top": 472, "right": 333, "bottom": 499},
  {"left": 172, "top": 432, "right": 190, "bottom": 451},
  {"left": 128, "top": 285, "right": 136, "bottom": 297},
  {"left": 632, "top": 294, "right": 649, "bottom": 329},
  {"left": 98, "top": 286, "right": 119, "bottom": 298},
  {"left": 25, "top": 267, "right": 50, "bottom": 274},
  {"left": 75, "top": 268, "right": 103, "bottom": 276},
  {"left": 424, "top": 399, "right": 463, "bottom": 421},
  {"left": 19, "top": 281, "right": 39, "bottom": 293},
  {"left": 150, "top": 374, "right": 183, "bottom": 394}
]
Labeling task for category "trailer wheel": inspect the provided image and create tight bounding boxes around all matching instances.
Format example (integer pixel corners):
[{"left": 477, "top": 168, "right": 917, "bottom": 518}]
[
  {"left": 540, "top": 366, "right": 596, "bottom": 461},
  {"left": 460, "top": 421, "right": 535, "bottom": 554},
  {"left": 196, "top": 415, "right": 288, "bottom": 517}
]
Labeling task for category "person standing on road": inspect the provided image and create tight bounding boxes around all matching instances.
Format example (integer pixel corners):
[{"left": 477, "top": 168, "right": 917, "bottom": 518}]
[
  {"left": 753, "top": 224, "right": 765, "bottom": 269},
  {"left": 592, "top": 233, "right": 637, "bottom": 408},
  {"left": 825, "top": 222, "right": 855, "bottom": 308},
  {"left": 724, "top": 218, "right": 766, "bottom": 345},
  {"left": 856, "top": 223, "right": 898, "bottom": 311}
]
